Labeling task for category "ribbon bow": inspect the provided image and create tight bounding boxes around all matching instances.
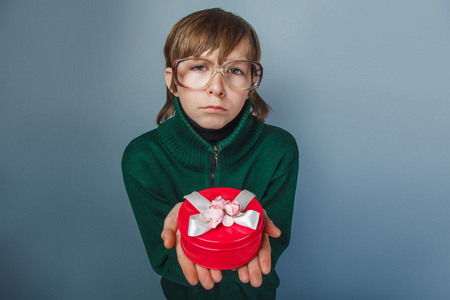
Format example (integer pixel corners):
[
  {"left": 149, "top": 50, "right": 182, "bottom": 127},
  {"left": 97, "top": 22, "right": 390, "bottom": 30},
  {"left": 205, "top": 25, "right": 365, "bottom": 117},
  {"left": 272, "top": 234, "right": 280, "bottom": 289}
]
[{"left": 184, "top": 190, "right": 260, "bottom": 237}]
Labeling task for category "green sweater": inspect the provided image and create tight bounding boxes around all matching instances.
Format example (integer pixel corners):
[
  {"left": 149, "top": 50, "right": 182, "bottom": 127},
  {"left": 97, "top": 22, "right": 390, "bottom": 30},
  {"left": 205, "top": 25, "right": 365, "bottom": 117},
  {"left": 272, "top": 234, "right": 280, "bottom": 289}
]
[{"left": 122, "top": 98, "right": 299, "bottom": 299}]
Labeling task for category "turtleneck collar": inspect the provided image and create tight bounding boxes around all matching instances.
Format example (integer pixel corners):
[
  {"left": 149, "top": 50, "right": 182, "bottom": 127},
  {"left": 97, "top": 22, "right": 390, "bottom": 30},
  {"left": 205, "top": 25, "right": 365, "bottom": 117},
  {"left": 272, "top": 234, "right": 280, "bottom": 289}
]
[
  {"left": 157, "top": 97, "right": 264, "bottom": 169},
  {"left": 179, "top": 102, "right": 246, "bottom": 144}
]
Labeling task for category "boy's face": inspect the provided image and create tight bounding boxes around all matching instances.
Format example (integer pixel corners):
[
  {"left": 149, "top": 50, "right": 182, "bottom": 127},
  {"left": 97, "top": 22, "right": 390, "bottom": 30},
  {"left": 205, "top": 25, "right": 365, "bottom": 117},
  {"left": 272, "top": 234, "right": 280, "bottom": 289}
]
[{"left": 165, "top": 39, "right": 251, "bottom": 129}]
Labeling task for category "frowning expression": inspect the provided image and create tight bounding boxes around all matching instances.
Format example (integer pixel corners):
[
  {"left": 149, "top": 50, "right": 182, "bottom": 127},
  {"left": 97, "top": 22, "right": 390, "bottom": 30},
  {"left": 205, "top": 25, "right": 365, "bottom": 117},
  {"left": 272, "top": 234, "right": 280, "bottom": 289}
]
[{"left": 165, "top": 38, "right": 252, "bottom": 129}]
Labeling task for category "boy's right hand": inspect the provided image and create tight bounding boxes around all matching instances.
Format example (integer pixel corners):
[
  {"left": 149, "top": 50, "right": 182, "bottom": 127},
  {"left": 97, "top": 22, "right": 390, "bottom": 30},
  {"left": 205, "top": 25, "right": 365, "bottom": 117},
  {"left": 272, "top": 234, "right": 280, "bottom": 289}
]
[{"left": 161, "top": 202, "right": 222, "bottom": 290}]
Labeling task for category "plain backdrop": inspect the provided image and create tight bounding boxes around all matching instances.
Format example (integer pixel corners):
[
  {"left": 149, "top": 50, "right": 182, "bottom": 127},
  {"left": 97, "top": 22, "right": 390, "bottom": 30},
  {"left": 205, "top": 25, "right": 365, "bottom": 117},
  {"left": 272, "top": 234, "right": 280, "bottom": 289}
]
[{"left": 1, "top": 1, "right": 449, "bottom": 299}]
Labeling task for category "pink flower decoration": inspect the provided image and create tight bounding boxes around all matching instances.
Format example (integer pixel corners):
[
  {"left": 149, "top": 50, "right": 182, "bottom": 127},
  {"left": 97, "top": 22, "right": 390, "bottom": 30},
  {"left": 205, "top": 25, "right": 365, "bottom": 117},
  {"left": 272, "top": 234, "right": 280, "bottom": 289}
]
[
  {"left": 222, "top": 215, "right": 234, "bottom": 227},
  {"left": 201, "top": 203, "right": 224, "bottom": 228},
  {"left": 201, "top": 196, "right": 243, "bottom": 228},
  {"left": 210, "top": 197, "right": 226, "bottom": 209},
  {"left": 224, "top": 200, "right": 241, "bottom": 217}
]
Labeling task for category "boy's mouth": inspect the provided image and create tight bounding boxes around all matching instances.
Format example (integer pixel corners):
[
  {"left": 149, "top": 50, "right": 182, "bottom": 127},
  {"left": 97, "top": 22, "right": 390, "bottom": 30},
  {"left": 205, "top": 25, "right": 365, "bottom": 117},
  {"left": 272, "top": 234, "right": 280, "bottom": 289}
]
[{"left": 202, "top": 106, "right": 227, "bottom": 113}]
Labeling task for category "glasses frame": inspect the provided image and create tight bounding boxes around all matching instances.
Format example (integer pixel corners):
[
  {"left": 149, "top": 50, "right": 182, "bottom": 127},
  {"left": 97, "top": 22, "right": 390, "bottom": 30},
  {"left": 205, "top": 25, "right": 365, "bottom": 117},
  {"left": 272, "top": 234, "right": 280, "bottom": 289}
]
[{"left": 172, "top": 58, "right": 263, "bottom": 91}]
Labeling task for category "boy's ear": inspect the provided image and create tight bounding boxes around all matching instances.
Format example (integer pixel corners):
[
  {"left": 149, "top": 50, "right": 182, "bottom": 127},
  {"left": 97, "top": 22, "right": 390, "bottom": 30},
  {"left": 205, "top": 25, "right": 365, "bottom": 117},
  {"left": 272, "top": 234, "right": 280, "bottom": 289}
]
[{"left": 165, "top": 67, "right": 179, "bottom": 97}]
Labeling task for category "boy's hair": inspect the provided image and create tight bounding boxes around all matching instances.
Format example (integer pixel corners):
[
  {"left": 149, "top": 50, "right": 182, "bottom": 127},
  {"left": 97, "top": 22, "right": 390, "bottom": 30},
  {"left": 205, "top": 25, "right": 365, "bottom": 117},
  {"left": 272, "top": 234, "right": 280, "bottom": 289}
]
[{"left": 157, "top": 8, "right": 271, "bottom": 125}]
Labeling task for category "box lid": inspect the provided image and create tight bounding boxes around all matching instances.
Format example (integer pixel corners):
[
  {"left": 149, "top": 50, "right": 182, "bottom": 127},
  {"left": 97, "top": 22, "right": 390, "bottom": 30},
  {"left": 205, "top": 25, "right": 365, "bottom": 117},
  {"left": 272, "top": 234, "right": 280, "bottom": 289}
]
[{"left": 178, "top": 187, "right": 264, "bottom": 251}]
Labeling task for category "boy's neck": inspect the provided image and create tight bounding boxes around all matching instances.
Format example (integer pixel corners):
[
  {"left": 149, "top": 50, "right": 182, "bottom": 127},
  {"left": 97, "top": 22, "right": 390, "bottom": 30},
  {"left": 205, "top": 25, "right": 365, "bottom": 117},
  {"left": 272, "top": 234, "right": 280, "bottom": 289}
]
[{"left": 180, "top": 104, "right": 245, "bottom": 143}]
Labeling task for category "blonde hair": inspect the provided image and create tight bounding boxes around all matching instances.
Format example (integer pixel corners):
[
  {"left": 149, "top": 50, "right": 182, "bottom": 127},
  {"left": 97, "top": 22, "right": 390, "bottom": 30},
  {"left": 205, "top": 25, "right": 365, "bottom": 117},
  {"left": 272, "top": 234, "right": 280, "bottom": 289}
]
[{"left": 157, "top": 8, "right": 271, "bottom": 125}]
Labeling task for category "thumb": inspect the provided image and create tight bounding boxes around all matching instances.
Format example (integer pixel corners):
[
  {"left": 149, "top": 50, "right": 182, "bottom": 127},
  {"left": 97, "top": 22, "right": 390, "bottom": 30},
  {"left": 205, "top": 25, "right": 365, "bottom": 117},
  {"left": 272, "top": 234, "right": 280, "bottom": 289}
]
[
  {"left": 161, "top": 203, "right": 182, "bottom": 249},
  {"left": 263, "top": 210, "right": 281, "bottom": 238}
]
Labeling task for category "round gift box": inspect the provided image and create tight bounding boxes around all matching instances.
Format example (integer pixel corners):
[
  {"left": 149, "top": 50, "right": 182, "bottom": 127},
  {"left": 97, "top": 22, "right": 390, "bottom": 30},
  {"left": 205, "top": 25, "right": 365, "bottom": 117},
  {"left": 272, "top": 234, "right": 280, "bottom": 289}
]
[{"left": 177, "top": 187, "right": 265, "bottom": 270}]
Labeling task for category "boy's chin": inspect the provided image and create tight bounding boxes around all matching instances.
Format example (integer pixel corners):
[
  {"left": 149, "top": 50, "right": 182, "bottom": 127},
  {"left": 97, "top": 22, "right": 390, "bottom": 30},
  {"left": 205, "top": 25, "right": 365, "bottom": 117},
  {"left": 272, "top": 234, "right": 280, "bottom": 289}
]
[{"left": 197, "top": 117, "right": 231, "bottom": 130}]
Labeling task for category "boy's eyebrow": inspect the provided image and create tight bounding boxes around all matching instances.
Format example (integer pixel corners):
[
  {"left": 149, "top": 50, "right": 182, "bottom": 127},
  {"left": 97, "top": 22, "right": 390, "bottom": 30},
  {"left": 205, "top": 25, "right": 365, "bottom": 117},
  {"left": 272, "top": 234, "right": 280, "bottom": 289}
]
[{"left": 225, "top": 55, "right": 250, "bottom": 61}]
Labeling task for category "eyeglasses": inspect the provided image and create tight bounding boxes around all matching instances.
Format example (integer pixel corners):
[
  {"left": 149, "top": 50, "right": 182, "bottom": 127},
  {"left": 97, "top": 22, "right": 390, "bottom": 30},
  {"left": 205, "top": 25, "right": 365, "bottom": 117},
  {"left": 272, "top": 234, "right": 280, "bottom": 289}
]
[{"left": 172, "top": 58, "right": 263, "bottom": 91}]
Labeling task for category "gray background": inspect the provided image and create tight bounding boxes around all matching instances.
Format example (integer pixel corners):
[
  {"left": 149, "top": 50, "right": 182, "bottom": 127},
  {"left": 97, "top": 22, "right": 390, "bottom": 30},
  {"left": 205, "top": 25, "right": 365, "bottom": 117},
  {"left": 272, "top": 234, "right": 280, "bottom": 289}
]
[{"left": 1, "top": 0, "right": 449, "bottom": 299}]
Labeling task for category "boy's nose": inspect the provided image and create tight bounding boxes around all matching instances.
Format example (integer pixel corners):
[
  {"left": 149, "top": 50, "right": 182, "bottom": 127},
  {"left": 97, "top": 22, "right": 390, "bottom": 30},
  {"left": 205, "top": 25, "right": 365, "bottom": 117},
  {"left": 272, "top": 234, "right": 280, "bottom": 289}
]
[{"left": 207, "top": 72, "right": 226, "bottom": 97}]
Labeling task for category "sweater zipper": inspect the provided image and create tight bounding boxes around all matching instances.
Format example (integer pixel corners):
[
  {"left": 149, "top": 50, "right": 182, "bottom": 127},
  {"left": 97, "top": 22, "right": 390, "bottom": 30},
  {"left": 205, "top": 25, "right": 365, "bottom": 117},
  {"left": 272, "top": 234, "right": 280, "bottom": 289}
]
[{"left": 210, "top": 145, "right": 218, "bottom": 188}]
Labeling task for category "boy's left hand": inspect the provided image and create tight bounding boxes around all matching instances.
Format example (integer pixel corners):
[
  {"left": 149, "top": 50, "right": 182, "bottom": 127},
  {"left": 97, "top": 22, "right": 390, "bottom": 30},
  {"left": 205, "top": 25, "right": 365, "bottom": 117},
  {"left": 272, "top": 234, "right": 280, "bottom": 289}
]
[{"left": 235, "top": 210, "right": 281, "bottom": 287}]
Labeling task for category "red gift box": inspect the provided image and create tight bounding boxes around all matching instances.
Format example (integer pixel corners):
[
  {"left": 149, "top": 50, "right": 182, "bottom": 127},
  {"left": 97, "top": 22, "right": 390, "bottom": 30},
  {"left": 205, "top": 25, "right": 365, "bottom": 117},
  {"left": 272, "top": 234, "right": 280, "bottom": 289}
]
[{"left": 177, "top": 187, "right": 265, "bottom": 270}]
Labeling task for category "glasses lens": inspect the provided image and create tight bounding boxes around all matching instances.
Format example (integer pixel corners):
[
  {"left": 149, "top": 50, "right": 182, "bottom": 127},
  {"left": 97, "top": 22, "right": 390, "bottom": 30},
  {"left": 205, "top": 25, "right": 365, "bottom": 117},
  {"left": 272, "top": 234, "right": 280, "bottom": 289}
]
[
  {"left": 225, "top": 61, "right": 261, "bottom": 90},
  {"left": 175, "top": 59, "right": 215, "bottom": 89},
  {"left": 175, "top": 59, "right": 262, "bottom": 90}
]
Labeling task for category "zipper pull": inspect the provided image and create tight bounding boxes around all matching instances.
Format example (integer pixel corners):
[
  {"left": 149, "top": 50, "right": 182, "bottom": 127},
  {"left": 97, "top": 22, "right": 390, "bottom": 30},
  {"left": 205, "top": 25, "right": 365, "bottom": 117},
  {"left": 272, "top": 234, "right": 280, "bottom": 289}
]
[{"left": 213, "top": 145, "right": 219, "bottom": 168}]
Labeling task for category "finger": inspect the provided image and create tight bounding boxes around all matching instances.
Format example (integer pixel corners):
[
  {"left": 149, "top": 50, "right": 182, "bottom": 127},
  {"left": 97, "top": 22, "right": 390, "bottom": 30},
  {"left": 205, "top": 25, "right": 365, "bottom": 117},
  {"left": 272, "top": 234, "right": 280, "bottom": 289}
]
[
  {"left": 259, "top": 233, "right": 272, "bottom": 275},
  {"left": 196, "top": 264, "right": 215, "bottom": 290},
  {"left": 263, "top": 209, "right": 281, "bottom": 238},
  {"left": 237, "top": 264, "right": 249, "bottom": 283},
  {"left": 247, "top": 255, "right": 263, "bottom": 288},
  {"left": 175, "top": 230, "right": 198, "bottom": 286},
  {"left": 161, "top": 203, "right": 182, "bottom": 249},
  {"left": 161, "top": 215, "right": 179, "bottom": 249},
  {"left": 161, "top": 228, "right": 175, "bottom": 249},
  {"left": 210, "top": 269, "right": 222, "bottom": 283}
]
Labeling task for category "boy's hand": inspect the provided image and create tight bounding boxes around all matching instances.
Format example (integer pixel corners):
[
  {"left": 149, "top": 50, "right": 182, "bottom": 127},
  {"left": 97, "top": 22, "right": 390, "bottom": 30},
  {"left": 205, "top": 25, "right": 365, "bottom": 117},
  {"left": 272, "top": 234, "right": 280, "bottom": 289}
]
[
  {"left": 161, "top": 203, "right": 222, "bottom": 289},
  {"left": 160, "top": 203, "right": 181, "bottom": 250},
  {"left": 161, "top": 205, "right": 281, "bottom": 289},
  {"left": 235, "top": 210, "right": 281, "bottom": 287}
]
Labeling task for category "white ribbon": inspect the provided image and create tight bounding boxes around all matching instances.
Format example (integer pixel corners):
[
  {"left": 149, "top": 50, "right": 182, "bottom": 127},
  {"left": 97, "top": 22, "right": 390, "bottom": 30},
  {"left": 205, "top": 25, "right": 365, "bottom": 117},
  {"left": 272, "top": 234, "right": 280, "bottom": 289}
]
[{"left": 184, "top": 190, "right": 260, "bottom": 237}]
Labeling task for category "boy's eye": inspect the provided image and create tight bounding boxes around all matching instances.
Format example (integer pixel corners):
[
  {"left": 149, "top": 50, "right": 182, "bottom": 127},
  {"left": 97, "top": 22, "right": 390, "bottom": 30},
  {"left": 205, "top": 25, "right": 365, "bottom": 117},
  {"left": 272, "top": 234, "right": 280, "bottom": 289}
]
[
  {"left": 228, "top": 68, "right": 243, "bottom": 75},
  {"left": 191, "top": 65, "right": 208, "bottom": 71}
]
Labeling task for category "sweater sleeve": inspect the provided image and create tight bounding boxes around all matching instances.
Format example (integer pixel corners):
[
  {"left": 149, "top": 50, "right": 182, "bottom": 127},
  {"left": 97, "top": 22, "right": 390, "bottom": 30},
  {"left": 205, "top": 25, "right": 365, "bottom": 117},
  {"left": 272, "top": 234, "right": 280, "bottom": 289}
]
[
  {"left": 257, "top": 130, "right": 299, "bottom": 281},
  {"left": 226, "top": 128, "right": 299, "bottom": 284},
  {"left": 121, "top": 139, "right": 190, "bottom": 286},
  {"left": 261, "top": 146, "right": 299, "bottom": 272}
]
